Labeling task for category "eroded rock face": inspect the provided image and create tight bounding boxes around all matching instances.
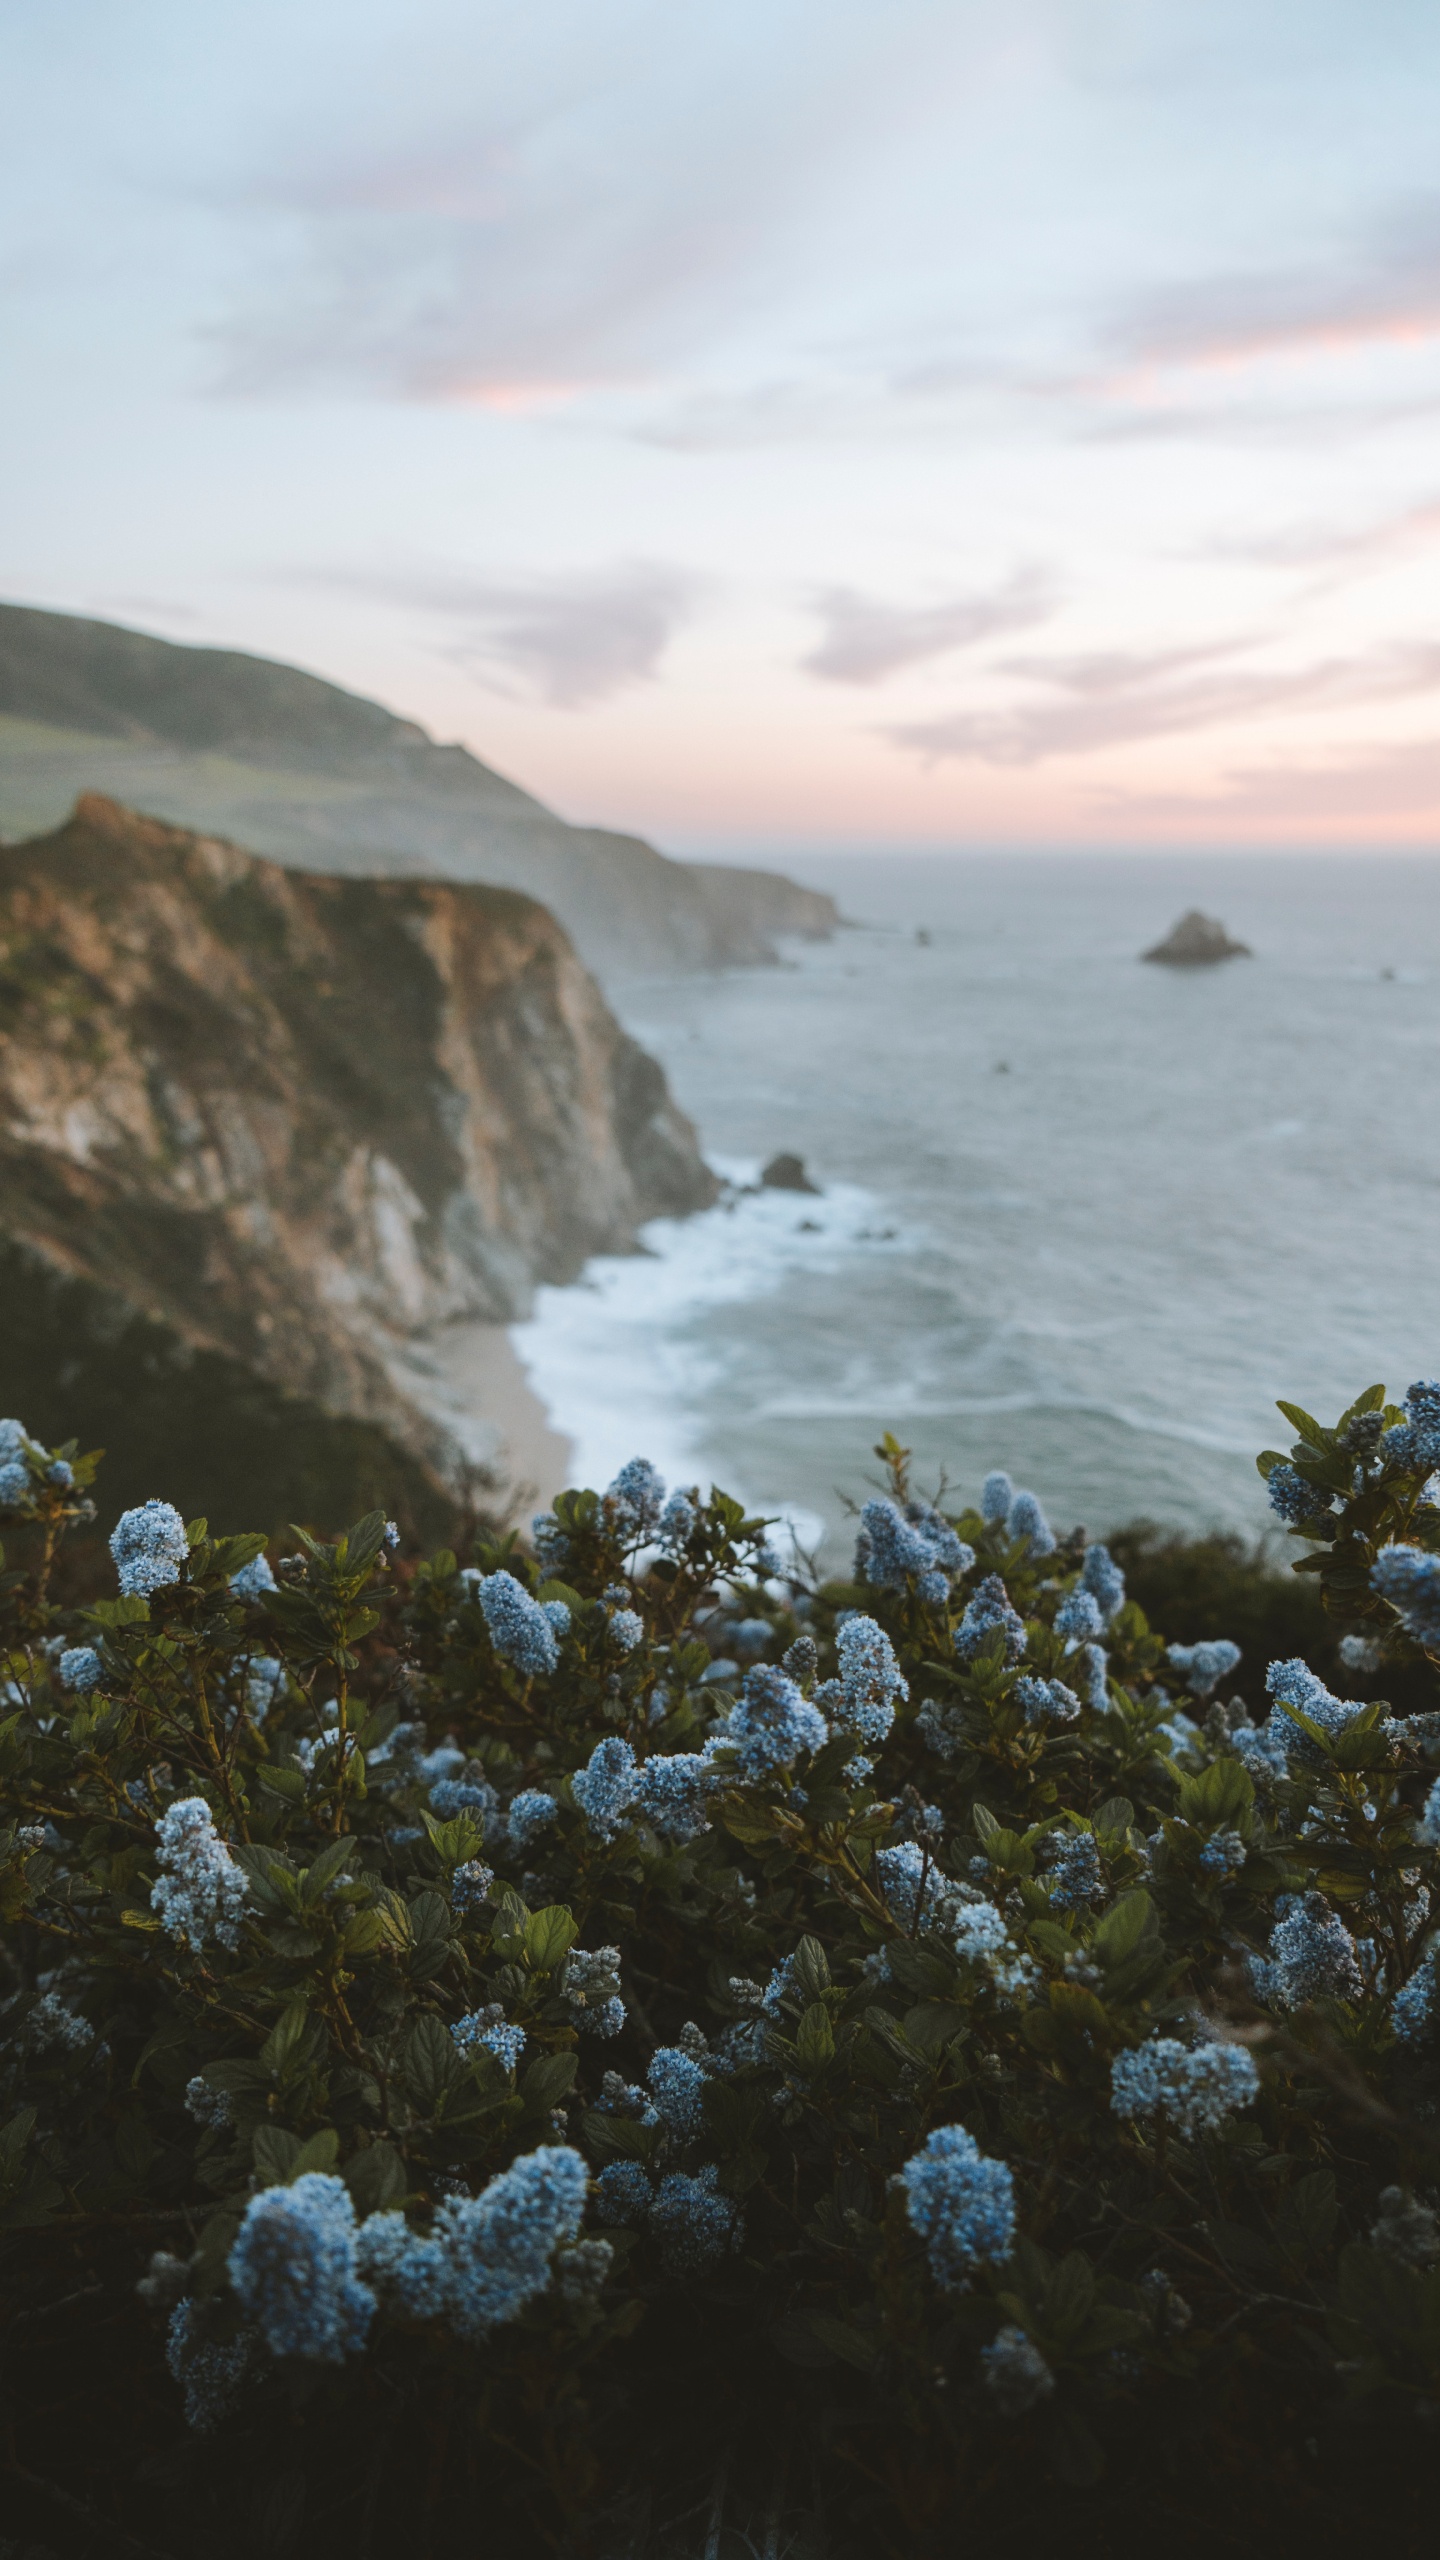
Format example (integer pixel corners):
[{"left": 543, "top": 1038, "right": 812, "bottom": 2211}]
[
  {"left": 0, "top": 603, "right": 840, "bottom": 983},
  {"left": 0, "top": 795, "right": 715, "bottom": 1487},
  {"left": 1142, "top": 910, "right": 1251, "bottom": 966}
]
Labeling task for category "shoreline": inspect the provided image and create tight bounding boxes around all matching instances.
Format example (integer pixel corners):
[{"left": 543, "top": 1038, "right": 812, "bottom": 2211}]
[{"left": 390, "top": 1320, "right": 575, "bottom": 1522}]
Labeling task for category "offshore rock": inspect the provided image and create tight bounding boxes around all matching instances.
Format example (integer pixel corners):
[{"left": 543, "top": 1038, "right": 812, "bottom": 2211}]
[
  {"left": 760, "top": 1153, "right": 821, "bottom": 1194},
  {"left": 1142, "top": 910, "right": 1251, "bottom": 967},
  {"left": 0, "top": 795, "right": 716, "bottom": 1513},
  {"left": 0, "top": 604, "right": 839, "bottom": 984}
]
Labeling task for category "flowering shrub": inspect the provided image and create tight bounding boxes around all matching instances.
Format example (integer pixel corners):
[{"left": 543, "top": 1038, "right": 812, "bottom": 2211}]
[{"left": 4, "top": 1384, "right": 1440, "bottom": 2552}]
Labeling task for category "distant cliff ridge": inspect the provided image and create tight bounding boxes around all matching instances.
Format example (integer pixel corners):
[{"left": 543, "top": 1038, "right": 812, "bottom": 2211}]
[
  {"left": 0, "top": 603, "right": 838, "bottom": 982},
  {"left": 0, "top": 794, "right": 714, "bottom": 1515}
]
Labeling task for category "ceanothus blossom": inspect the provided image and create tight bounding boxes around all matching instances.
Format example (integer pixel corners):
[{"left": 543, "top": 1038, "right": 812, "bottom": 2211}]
[
  {"left": 111, "top": 1499, "right": 189, "bottom": 1598},
  {"left": 151, "top": 1798, "right": 247, "bottom": 1951},
  {"left": 900, "top": 2125, "right": 1015, "bottom": 2290}
]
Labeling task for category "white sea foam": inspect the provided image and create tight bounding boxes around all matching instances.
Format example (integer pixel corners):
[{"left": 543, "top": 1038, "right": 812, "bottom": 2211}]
[
  {"left": 502, "top": 850, "right": 1440, "bottom": 1551},
  {"left": 511, "top": 1158, "right": 911, "bottom": 1524}
]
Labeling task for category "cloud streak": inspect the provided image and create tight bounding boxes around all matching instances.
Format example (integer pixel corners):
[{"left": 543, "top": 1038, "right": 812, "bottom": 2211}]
[
  {"left": 1103, "top": 194, "right": 1440, "bottom": 381},
  {"left": 302, "top": 561, "right": 702, "bottom": 707},
  {"left": 801, "top": 569, "right": 1054, "bottom": 684},
  {"left": 885, "top": 640, "right": 1440, "bottom": 766}
]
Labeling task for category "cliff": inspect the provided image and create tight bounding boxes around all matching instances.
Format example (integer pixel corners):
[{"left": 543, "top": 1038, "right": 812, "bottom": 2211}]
[
  {"left": 0, "top": 604, "right": 839, "bottom": 983},
  {"left": 0, "top": 794, "right": 715, "bottom": 1521}
]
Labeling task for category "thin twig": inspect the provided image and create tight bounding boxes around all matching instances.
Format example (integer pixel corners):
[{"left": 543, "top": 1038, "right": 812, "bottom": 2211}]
[{"left": 6, "top": 2458, "right": 172, "bottom": 2560}]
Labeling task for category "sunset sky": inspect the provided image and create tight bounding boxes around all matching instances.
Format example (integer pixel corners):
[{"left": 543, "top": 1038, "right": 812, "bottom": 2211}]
[{"left": 5, "top": 0, "right": 1440, "bottom": 853}]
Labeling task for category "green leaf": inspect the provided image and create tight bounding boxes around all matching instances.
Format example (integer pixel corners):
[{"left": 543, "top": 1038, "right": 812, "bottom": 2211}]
[
  {"left": 343, "top": 2142, "right": 409, "bottom": 2214},
  {"left": 1045, "top": 2251, "right": 1095, "bottom": 2336},
  {"left": 1276, "top": 2168, "right": 1337, "bottom": 2264},
  {"left": 290, "top": 2128, "right": 340, "bottom": 2180},
  {"left": 790, "top": 1934, "right": 832, "bottom": 2002},
  {"left": 1276, "top": 1400, "right": 1328, "bottom": 1449},
  {"left": 795, "top": 2001, "right": 835, "bottom": 2070},
  {"left": 521, "top": 2050, "right": 579, "bottom": 2113},
  {"left": 1093, "top": 1889, "right": 1155, "bottom": 1963},
  {"left": 257, "top": 1765, "right": 306, "bottom": 1802},
  {"left": 300, "top": 1837, "right": 355, "bottom": 1906},
  {"left": 253, "top": 2125, "right": 302, "bottom": 2186},
  {"left": 804, "top": 2314, "right": 877, "bottom": 2371},
  {"left": 260, "top": 2003, "right": 310, "bottom": 2073},
  {"left": 524, "top": 1905, "right": 579, "bottom": 1972},
  {"left": 403, "top": 2012, "right": 461, "bottom": 2116}
]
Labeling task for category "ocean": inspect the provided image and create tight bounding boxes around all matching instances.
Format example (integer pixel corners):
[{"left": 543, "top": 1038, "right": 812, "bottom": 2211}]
[{"left": 511, "top": 852, "right": 1440, "bottom": 1562}]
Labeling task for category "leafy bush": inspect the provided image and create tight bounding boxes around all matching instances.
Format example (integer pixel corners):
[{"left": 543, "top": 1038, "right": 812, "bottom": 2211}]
[{"left": 4, "top": 1387, "right": 1440, "bottom": 2555}]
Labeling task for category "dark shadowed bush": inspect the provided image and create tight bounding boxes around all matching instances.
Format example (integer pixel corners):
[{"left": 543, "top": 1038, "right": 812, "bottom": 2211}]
[{"left": 3, "top": 1386, "right": 1440, "bottom": 2557}]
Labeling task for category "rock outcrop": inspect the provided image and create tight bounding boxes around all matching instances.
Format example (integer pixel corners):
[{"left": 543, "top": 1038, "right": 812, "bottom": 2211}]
[
  {"left": 0, "top": 604, "right": 839, "bottom": 983},
  {"left": 0, "top": 795, "right": 715, "bottom": 1512},
  {"left": 1142, "top": 910, "right": 1251, "bottom": 966}
]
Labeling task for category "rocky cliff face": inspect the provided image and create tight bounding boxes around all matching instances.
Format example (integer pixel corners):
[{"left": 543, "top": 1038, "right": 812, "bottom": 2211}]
[
  {"left": 0, "top": 605, "right": 839, "bottom": 983},
  {"left": 0, "top": 795, "right": 715, "bottom": 1504}
]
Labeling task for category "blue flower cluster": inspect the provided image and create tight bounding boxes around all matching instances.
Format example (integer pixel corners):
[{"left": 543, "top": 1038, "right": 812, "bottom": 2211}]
[
  {"left": 648, "top": 2166, "right": 741, "bottom": 2272},
  {"left": 573, "top": 1735, "right": 638, "bottom": 1840},
  {"left": 0, "top": 1417, "right": 32, "bottom": 1509},
  {"left": 1253, "top": 1892, "right": 1364, "bottom": 2007},
  {"left": 950, "top": 1899, "right": 1033, "bottom": 1996},
  {"left": 1014, "top": 1674, "right": 1081, "bottom": 1727},
  {"left": 875, "top": 1839, "right": 951, "bottom": 1931},
  {"left": 166, "top": 2300, "right": 255, "bottom": 2431},
  {"left": 1393, "top": 1944, "right": 1440, "bottom": 2042},
  {"left": 954, "top": 1576, "right": 1027, "bottom": 1666},
  {"left": 854, "top": 1495, "right": 972, "bottom": 1602},
  {"left": 1080, "top": 1542, "right": 1126, "bottom": 1620},
  {"left": 356, "top": 2146, "right": 588, "bottom": 2344},
  {"left": 244, "top": 1656, "right": 286, "bottom": 1722},
  {"left": 980, "top": 2324, "right": 1055, "bottom": 2417},
  {"left": 529, "top": 1513, "right": 572, "bottom": 1573},
  {"left": 1231, "top": 1658, "right": 1366, "bottom": 1774},
  {"left": 605, "top": 1458, "right": 667, "bottom": 1542},
  {"left": 57, "top": 1645, "right": 103, "bottom": 1694},
  {"left": 658, "top": 1486, "right": 698, "bottom": 1548},
  {"left": 647, "top": 2044, "right": 708, "bottom": 2135},
  {"left": 1267, "top": 1463, "right": 1333, "bottom": 1525},
  {"left": 592, "top": 2160, "right": 741, "bottom": 2269},
  {"left": 635, "top": 1749, "right": 712, "bottom": 1844},
  {"left": 507, "top": 1788, "right": 559, "bottom": 1851},
  {"left": 1381, "top": 1379, "right": 1440, "bottom": 1474},
  {"left": 229, "top": 2173, "right": 375, "bottom": 2362},
  {"left": 451, "top": 1857, "right": 495, "bottom": 1913},
  {"left": 1197, "top": 1827, "right": 1247, "bottom": 1879},
  {"left": 814, "top": 1612, "right": 908, "bottom": 1746},
  {"left": 1053, "top": 1586, "right": 1104, "bottom": 1641},
  {"left": 229, "top": 1552, "right": 277, "bottom": 1601},
  {"left": 1167, "top": 1639, "right": 1242, "bottom": 1697},
  {"left": 900, "top": 2123, "right": 1016, "bottom": 2291},
  {"left": 185, "top": 2074, "right": 234, "bottom": 2128},
  {"left": 150, "top": 1798, "right": 248, "bottom": 1951},
  {"left": 110, "top": 1499, "right": 189, "bottom": 1598},
  {"left": 1046, "top": 1830, "right": 1103, "bottom": 1909},
  {"left": 980, "top": 1471, "right": 1013, "bottom": 1523},
  {"left": 1004, "top": 1488, "right": 1056, "bottom": 1558},
  {"left": 479, "top": 1570, "right": 568, "bottom": 1677},
  {"left": 1371, "top": 1544, "right": 1440, "bottom": 1649},
  {"left": 453, "top": 2011, "right": 527, "bottom": 2071},
  {"left": 562, "top": 1946, "right": 625, "bottom": 2038},
  {"left": 720, "top": 1664, "right": 827, "bottom": 1778},
  {"left": 1110, "top": 2037, "right": 1259, "bottom": 2136}
]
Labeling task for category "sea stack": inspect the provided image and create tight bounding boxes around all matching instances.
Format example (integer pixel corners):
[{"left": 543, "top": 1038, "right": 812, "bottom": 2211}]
[{"left": 1142, "top": 910, "right": 1251, "bottom": 967}]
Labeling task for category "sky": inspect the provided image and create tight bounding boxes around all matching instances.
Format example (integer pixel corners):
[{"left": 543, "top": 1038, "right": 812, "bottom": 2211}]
[{"left": 4, "top": 0, "right": 1440, "bottom": 855}]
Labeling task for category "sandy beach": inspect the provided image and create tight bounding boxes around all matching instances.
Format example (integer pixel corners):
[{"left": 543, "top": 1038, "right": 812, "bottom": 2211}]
[{"left": 387, "top": 1319, "right": 575, "bottom": 1523}]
